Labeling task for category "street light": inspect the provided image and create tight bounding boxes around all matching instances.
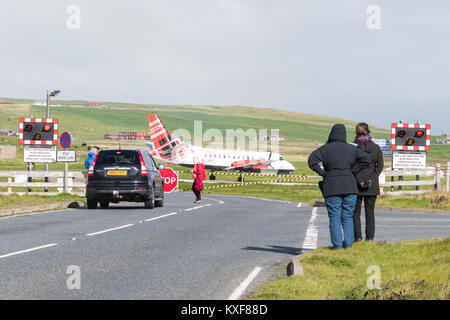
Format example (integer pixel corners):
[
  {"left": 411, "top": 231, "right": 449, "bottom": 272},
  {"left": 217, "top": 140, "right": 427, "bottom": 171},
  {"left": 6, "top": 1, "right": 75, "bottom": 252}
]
[{"left": 45, "top": 89, "right": 61, "bottom": 192}]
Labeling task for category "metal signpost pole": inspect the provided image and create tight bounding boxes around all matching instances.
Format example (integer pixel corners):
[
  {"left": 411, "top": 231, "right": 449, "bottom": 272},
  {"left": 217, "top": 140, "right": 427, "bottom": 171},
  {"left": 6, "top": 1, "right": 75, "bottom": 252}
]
[{"left": 44, "top": 89, "right": 50, "bottom": 192}]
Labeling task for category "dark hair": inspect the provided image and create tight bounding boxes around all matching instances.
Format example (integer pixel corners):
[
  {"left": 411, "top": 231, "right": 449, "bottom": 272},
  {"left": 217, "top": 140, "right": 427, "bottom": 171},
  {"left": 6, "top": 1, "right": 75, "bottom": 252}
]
[{"left": 356, "top": 122, "right": 370, "bottom": 136}]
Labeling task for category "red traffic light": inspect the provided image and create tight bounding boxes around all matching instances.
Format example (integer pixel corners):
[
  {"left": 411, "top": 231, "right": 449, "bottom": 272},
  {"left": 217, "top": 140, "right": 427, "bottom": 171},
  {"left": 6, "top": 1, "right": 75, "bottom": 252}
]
[
  {"left": 416, "top": 130, "right": 425, "bottom": 137},
  {"left": 43, "top": 124, "right": 51, "bottom": 132},
  {"left": 25, "top": 124, "right": 33, "bottom": 132},
  {"left": 397, "top": 130, "right": 406, "bottom": 137}
]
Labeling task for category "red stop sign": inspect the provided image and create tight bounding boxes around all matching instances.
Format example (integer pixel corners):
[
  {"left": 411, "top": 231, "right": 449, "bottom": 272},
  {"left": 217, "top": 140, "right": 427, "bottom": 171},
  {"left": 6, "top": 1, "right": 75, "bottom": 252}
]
[{"left": 159, "top": 168, "right": 178, "bottom": 193}]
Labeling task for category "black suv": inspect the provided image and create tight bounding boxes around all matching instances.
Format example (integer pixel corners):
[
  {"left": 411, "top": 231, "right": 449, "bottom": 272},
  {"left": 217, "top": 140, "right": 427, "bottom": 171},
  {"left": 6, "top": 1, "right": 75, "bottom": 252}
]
[{"left": 86, "top": 149, "right": 165, "bottom": 209}]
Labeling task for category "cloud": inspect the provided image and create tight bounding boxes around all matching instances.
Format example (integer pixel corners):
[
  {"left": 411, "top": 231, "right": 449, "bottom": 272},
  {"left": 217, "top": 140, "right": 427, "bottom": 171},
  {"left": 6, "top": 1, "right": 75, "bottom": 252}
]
[{"left": 0, "top": 0, "right": 449, "bottom": 133}]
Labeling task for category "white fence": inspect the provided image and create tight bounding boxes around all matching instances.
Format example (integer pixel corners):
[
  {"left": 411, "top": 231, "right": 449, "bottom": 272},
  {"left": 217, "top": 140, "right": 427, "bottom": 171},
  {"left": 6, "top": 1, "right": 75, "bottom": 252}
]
[
  {"left": 0, "top": 171, "right": 87, "bottom": 196},
  {"left": 380, "top": 164, "right": 448, "bottom": 195}
]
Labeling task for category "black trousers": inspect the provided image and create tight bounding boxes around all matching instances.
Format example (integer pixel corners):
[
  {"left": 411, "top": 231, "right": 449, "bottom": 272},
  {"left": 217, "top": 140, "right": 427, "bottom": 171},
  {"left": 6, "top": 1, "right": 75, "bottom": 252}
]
[{"left": 353, "top": 195, "right": 377, "bottom": 240}]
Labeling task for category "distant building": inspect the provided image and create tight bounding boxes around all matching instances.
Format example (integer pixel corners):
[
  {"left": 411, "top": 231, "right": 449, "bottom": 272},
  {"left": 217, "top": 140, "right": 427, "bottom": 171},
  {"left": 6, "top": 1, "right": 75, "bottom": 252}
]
[
  {"left": 32, "top": 100, "right": 46, "bottom": 106},
  {"left": 0, "top": 98, "right": 6, "bottom": 104},
  {"left": 435, "top": 135, "right": 450, "bottom": 144}
]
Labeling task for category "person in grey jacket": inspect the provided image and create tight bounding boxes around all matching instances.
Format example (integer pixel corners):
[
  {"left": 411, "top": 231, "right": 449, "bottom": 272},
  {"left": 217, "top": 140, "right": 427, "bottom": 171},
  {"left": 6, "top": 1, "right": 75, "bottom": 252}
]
[{"left": 308, "top": 124, "right": 371, "bottom": 249}]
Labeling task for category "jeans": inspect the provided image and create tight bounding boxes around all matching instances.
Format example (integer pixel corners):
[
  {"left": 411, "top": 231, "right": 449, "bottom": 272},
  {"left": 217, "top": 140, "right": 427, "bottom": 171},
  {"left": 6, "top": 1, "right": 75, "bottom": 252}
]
[{"left": 324, "top": 194, "right": 357, "bottom": 249}]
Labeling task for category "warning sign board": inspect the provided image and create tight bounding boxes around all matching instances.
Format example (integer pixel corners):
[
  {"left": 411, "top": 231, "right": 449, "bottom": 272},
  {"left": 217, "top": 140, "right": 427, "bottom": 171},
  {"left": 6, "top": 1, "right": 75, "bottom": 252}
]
[
  {"left": 373, "top": 139, "right": 392, "bottom": 157},
  {"left": 392, "top": 151, "right": 426, "bottom": 169},
  {"left": 24, "top": 145, "right": 57, "bottom": 163},
  {"left": 57, "top": 150, "right": 76, "bottom": 162}
]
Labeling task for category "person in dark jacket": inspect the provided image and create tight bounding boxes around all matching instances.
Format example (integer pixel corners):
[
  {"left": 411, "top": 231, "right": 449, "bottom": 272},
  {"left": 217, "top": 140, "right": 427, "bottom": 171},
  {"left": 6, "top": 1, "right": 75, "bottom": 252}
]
[
  {"left": 308, "top": 124, "right": 371, "bottom": 249},
  {"left": 353, "top": 123, "right": 384, "bottom": 242}
]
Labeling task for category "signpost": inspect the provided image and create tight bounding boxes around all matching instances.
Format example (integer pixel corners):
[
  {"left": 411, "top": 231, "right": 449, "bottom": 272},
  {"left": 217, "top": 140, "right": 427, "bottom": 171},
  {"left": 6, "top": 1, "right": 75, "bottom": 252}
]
[
  {"left": 57, "top": 150, "right": 76, "bottom": 162},
  {"left": 372, "top": 139, "right": 392, "bottom": 157},
  {"left": 159, "top": 168, "right": 178, "bottom": 193},
  {"left": 24, "top": 145, "right": 57, "bottom": 163},
  {"left": 58, "top": 132, "right": 74, "bottom": 193},
  {"left": 60, "top": 132, "right": 72, "bottom": 149},
  {"left": 390, "top": 122, "right": 431, "bottom": 191}
]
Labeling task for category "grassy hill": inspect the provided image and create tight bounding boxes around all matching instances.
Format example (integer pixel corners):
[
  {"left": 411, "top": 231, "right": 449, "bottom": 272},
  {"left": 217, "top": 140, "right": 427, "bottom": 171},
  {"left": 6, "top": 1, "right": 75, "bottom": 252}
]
[{"left": 0, "top": 98, "right": 448, "bottom": 168}]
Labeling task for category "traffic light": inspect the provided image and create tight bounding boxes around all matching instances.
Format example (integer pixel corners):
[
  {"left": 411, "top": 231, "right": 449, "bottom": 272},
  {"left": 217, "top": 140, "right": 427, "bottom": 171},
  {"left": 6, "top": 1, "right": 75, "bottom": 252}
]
[
  {"left": 19, "top": 118, "right": 58, "bottom": 145},
  {"left": 391, "top": 123, "right": 430, "bottom": 151}
]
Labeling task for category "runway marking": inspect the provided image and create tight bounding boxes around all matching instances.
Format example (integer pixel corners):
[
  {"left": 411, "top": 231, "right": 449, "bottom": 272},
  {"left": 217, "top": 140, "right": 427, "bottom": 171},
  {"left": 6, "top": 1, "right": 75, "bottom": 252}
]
[
  {"left": 86, "top": 224, "right": 134, "bottom": 237},
  {"left": 301, "top": 207, "right": 319, "bottom": 252},
  {"left": 145, "top": 212, "right": 178, "bottom": 222},
  {"left": 228, "top": 267, "right": 262, "bottom": 300},
  {"left": 0, "top": 243, "right": 58, "bottom": 260}
]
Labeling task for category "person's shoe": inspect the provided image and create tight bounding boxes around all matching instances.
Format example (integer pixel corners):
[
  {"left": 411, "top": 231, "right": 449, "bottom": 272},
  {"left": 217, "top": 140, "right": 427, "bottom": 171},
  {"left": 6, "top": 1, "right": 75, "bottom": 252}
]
[
  {"left": 194, "top": 200, "right": 201, "bottom": 204},
  {"left": 365, "top": 238, "right": 374, "bottom": 242},
  {"left": 354, "top": 238, "right": 363, "bottom": 242}
]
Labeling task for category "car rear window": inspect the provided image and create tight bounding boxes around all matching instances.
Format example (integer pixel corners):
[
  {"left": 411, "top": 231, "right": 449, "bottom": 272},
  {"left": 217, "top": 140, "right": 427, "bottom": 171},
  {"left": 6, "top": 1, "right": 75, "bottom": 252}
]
[{"left": 96, "top": 150, "right": 140, "bottom": 166}]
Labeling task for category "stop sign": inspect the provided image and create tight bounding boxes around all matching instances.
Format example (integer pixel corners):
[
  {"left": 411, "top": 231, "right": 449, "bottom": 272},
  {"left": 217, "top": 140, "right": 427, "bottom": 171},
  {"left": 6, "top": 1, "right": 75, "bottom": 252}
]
[{"left": 159, "top": 168, "right": 178, "bottom": 193}]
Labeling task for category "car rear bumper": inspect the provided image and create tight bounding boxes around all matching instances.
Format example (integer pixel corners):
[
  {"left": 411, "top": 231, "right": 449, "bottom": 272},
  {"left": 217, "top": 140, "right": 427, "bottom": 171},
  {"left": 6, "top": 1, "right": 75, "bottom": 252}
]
[{"left": 86, "top": 183, "right": 152, "bottom": 202}]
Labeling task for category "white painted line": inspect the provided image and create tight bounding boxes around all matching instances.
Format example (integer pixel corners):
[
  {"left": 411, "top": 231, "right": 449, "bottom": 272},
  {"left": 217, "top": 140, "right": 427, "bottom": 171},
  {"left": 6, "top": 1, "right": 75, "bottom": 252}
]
[
  {"left": 301, "top": 207, "right": 319, "bottom": 252},
  {"left": 228, "top": 267, "right": 262, "bottom": 300},
  {"left": 86, "top": 224, "right": 134, "bottom": 237},
  {"left": 0, "top": 243, "right": 58, "bottom": 260},
  {"left": 145, "top": 212, "right": 178, "bottom": 222},
  {"left": 184, "top": 206, "right": 205, "bottom": 212}
]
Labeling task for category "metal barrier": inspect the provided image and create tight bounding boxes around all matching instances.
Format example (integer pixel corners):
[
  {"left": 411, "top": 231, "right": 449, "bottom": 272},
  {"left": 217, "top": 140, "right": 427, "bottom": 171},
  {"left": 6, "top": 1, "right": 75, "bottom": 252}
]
[{"left": 0, "top": 171, "right": 87, "bottom": 196}]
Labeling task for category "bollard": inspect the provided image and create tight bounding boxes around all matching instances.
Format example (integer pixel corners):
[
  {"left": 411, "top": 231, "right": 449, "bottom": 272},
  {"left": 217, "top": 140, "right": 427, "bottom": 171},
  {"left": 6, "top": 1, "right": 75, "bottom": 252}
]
[
  {"left": 447, "top": 162, "right": 449, "bottom": 193},
  {"left": 436, "top": 163, "right": 441, "bottom": 191}
]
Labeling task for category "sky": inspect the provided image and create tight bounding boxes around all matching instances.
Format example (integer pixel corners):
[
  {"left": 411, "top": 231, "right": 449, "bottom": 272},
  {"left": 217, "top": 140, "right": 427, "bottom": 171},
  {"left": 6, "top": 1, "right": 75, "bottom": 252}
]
[{"left": 1, "top": 0, "right": 449, "bottom": 134}]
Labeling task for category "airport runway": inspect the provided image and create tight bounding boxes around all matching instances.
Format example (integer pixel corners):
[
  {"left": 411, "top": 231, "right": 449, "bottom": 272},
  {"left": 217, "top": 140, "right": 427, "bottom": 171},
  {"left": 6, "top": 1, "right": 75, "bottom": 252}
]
[{"left": 0, "top": 193, "right": 449, "bottom": 299}]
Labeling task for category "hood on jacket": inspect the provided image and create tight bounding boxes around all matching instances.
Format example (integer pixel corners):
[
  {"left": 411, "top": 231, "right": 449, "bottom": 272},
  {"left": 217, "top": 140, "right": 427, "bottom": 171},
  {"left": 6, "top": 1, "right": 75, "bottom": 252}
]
[
  {"left": 87, "top": 152, "right": 96, "bottom": 158},
  {"left": 327, "top": 124, "right": 347, "bottom": 143}
]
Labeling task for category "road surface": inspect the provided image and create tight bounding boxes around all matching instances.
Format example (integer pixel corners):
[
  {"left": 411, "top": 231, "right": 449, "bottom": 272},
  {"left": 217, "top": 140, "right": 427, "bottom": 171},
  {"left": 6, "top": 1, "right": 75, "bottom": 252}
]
[{"left": 0, "top": 192, "right": 448, "bottom": 299}]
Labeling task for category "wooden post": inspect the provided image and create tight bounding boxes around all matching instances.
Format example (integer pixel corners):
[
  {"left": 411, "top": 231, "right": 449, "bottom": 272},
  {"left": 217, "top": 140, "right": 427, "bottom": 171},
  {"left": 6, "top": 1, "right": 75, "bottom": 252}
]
[
  {"left": 447, "top": 162, "right": 449, "bottom": 193},
  {"left": 7, "top": 176, "right": 12, "bottom": 194},
  {"left": 436, "top": 163, "right": 441, "bottom": 191}
]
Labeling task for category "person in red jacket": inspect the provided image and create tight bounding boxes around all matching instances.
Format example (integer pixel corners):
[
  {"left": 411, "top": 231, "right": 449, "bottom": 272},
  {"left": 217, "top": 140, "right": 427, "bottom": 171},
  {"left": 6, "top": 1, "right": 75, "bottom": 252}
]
[{"left": 192, "top": 158, "right": 206, "bottom": 204}]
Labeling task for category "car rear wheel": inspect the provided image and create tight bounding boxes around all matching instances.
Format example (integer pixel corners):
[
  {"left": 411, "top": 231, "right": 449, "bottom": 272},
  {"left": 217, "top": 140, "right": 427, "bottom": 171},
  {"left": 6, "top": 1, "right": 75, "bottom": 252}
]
[
  {"left": 155, "top": 187, "right": 164, "bottom": 207},
  {"left": 87, "top": 199, "right": 98, "bottom": 209},
  {"left": 144, "top": 189, "right": 155, "bottom": 209}
]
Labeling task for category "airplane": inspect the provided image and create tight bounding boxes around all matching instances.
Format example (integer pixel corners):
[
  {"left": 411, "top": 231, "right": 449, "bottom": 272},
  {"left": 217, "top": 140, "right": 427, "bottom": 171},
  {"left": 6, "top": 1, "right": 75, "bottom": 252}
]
[{"left": 145, "top": 114, "right": 295, "bottom": 180}]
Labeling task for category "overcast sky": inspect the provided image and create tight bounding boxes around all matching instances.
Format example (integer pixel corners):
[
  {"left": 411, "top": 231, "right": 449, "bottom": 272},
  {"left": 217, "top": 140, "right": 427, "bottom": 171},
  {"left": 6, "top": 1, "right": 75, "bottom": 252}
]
[{"left": 1, "top": 1, "right": 449, "bottom": 133}]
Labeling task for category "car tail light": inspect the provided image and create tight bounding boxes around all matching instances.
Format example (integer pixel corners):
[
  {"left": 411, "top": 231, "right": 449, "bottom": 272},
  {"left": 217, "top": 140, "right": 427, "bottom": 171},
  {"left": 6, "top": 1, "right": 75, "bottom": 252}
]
[
  {"left": 88, "top": 153, "right": 99, "bottom": 177},
  {"left": 138, "top": 152, "right": 148, "bottom": 176}
]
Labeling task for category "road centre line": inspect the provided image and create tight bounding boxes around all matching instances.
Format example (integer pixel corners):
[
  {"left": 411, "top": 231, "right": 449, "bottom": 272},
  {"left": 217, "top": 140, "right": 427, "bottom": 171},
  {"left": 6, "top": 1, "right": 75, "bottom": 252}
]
[
  {"left": 87, "top": 224, "right": 134, "bottom": 237},
  {"left": 184, "top": 206, "right": 205, "bottom": 211},
  {"left": 145, "top": 212, "right": 178, "bottom": 222},
  {"left": 228, "top": 267, "right": 262, "bottom": 300},
  {"left": 0, "top": 243, "right": 58, "bottom": 260}
]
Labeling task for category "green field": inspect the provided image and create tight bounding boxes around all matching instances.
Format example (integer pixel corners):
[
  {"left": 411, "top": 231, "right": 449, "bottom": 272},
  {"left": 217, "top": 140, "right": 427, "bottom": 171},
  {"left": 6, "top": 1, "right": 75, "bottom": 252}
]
[
  {"left": 252, "top": 238, "right": 450, "bottom": 300},
  {"left": 0, "top": 98, "right": 449, "bottom": 211}
]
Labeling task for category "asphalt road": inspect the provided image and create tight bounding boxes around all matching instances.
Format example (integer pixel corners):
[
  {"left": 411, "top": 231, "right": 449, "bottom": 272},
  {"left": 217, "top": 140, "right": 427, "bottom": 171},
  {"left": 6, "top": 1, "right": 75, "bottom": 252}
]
[{"left": 0, "top": 192, "right": 449, "bottom": 299}]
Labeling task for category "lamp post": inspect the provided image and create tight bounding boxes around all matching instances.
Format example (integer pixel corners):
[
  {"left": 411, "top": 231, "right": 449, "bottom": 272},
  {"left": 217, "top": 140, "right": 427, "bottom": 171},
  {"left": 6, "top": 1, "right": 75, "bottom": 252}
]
[{"left": 44, "top": 89, "right": 60, "bottom": 192}]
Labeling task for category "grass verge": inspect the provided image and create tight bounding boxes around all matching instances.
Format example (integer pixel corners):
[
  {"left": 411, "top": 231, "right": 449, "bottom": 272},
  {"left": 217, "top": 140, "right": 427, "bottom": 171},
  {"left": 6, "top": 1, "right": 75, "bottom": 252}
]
[
  {"left": 0, "top": 194, "right": 85, "bottom": 210},
  {"left": 251, "top": 238, "right": 450, "bottom": 300}
]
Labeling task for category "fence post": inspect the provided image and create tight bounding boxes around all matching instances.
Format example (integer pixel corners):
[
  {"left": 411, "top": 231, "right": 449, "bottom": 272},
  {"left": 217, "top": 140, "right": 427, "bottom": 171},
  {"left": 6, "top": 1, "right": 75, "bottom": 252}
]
[
  {"left": 435, "top": 163, "right": 441, "bottom": 191},
  {"left": 7, "top": 176, "right": 12, "bottom": 194},
  {"left": 447, "top": 162, "right": 449, "bottom": 193}
]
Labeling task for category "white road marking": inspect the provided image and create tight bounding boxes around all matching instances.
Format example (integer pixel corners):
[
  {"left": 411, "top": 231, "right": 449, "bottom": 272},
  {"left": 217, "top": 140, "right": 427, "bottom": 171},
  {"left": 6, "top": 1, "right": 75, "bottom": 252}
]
[
  {"left": 86, "top": 224, "right": 134, "bottom": 237},
  {"left": 184, "top": 206, "right": 205, "bottom": 211},
  {"left": 0, "top": 243, "right": 58, "bottom": 260},
  {"left": 301, "top": 207, "right": 319, "bottom": 252},
  {"left": 228, "top": 267, "right": 262, "bottom": 300},
  {"left": 145, "top": 212, "right": 178, "bottom": 222}
]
